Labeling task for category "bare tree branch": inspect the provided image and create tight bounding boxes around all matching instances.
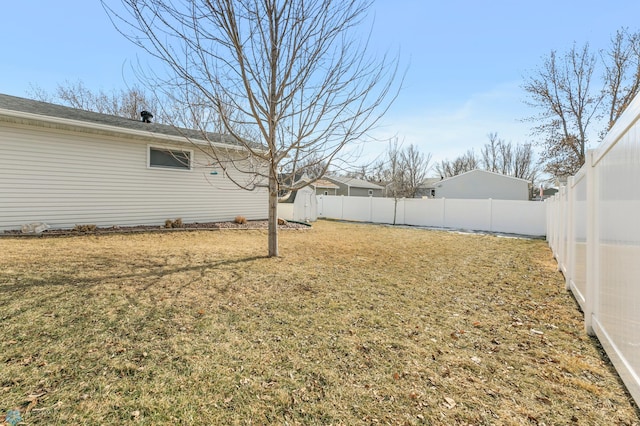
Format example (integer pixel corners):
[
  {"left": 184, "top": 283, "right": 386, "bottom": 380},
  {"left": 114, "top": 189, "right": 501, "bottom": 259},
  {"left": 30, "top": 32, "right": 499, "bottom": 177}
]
[
  {"left": 102, "top": 0, "right": 401, "bottom": 256},
  {"left": 523, "top": 43, "right": 602, "bottom": 176},
  {"left": 602, "top": 28, "right": 640, "bottom": 132}
]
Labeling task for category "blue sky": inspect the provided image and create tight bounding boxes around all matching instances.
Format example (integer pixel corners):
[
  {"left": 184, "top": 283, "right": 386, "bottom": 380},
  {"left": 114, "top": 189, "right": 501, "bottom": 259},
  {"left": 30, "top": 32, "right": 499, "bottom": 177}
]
[{"left": 3, "top": 1, "right": 640, "bottom": 169}]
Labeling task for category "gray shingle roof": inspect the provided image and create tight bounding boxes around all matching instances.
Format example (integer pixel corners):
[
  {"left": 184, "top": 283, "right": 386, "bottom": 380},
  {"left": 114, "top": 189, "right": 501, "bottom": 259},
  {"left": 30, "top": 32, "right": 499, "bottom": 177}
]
[
  {"left": 325, "top": 175, "right": 383, "bottom": 189},
  {"left": 0, "top": 93, "right": 242, "bottom": 146}
]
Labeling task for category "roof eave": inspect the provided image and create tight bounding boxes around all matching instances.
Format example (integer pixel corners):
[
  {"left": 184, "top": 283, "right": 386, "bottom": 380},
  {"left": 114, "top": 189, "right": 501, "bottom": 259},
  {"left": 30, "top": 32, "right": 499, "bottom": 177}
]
[{"left": 0, "top": 108, "right": 245, "bottom": 151}]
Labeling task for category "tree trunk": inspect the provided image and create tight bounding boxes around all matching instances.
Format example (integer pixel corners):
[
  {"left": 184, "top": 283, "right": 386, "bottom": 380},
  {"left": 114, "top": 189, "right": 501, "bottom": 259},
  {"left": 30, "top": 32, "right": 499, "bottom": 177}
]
[
  {"left": 393, "top": 197, "right": 398, "bottom": 225},
  {"left": 268, "top": 174, "right": 279, "bottom": 257}
]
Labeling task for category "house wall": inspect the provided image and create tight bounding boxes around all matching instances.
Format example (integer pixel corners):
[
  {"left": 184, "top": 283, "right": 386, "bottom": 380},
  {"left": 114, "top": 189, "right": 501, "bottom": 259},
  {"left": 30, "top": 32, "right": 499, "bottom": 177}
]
[
  {"left": 314, "top": 187, "right": 337, "bottom": 196},
  {"left": 435, "top": 171, "right": 529, "bottom": 200},
  {"left": 333, "top": 182, "right": 349, "bottom": 196},
  {"left": 348, "top": 187, "right": 383, "bottom": 197},
  {"left": 0, "top": 121, "right": 268, "bottom": 231}
]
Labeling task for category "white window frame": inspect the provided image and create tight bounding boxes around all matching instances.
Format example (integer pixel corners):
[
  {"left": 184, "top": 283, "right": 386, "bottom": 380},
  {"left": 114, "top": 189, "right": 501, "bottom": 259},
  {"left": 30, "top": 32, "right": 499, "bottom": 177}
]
[{"left": 147, "top": 145, "right": 193, "bottom": 171}]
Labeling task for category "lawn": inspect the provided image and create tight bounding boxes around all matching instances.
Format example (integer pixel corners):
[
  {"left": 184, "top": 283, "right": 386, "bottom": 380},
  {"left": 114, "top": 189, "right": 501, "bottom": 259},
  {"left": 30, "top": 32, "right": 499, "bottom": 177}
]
[{"left": 1, "top": 220, "right": 638, "bottom": 425}]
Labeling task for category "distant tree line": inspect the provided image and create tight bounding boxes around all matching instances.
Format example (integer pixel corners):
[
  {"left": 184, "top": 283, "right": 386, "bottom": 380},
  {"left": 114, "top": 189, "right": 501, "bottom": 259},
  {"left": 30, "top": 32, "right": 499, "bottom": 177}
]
[
  {"left": 434, "top": 133, "right": 538, "bottom": 183},
  {"left": 341, "top": 140, "right": 432, "bottom": 200}
]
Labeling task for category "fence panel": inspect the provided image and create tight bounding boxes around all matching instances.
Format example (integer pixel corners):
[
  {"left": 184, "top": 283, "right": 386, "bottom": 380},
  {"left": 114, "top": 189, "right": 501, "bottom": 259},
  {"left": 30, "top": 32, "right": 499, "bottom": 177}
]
[
  {"left": 568, "top": 172, "right": 588, "bottom": 308},
  {"left": 371, "top": 197, "right": 395, "bottom": 224},
  {"left": 592, "top": 111, "right": 640, "bottom": 404},
  {"left": 491, "top": 200, "right": 546, "bottom": 235},
  {"left": 404, "top": 198, "right": 445, "bottom": 227},
  {"left": 442, "top": 199, "right": 492, "bottom": 231},
  {"left": 546, "top": 91, "right": 640, "bottom": 406},
  {"left": 318, "top": 195, "right": 546, "bottom": 236},
  {"left": 342, "top": 196, "right": 372, "bottom": 222}
]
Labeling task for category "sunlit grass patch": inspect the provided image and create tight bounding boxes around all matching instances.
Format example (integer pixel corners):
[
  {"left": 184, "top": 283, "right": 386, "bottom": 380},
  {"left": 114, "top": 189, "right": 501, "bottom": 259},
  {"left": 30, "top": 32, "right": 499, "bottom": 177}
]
[{"left": 1, "top": 221, "right": 638, "bottom": 424}]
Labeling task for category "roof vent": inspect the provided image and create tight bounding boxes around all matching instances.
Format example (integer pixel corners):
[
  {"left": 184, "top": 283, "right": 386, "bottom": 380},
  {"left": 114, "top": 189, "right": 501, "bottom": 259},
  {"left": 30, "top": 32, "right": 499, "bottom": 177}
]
[{"left": 141, "top": 110, "right": 153, "bottom": 123}]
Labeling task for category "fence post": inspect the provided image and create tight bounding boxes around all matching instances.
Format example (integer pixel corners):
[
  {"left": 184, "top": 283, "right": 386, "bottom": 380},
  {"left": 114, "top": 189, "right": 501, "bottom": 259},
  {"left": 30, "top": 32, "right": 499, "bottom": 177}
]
[
  {"left": 585, "top": 150, "right": 598, "bottom": 336},
  {"left": 441, "top": 198, "right": 446, "bottom": 228}
]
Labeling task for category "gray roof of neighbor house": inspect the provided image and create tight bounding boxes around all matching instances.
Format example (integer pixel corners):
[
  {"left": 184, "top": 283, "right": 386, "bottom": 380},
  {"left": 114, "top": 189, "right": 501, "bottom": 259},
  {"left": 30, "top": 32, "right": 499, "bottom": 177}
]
[
  {"left": 0, "top": 93, "right": 245, "bottom": 147},
  {"left": 419, "top": 177, "right": 442, "bottom": 188},
  {"left": 313, "top": 179, "right": 340, "bottom": 189},
  {"left": 435, "top": 169, "right": 532, "bottom": 186},
  {"left": 325, "top": 175, "right": 383, "bottom": 190}
]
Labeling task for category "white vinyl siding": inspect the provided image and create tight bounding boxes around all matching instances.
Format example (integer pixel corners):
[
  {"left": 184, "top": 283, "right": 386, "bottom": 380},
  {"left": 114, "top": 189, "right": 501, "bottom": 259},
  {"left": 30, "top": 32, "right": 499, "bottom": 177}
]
[
  {"left": 0, "top": 122, "right": 268, "bottom": 231},
  {"left": 434, "top": 170, "right": 529, "bottom": 200}
]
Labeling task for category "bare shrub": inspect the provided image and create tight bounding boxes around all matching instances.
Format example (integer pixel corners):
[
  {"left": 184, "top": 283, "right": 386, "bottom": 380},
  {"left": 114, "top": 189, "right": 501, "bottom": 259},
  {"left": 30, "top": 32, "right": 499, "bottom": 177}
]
[{"left": 73, "top": 224, "right": 97, "bottom": 232}]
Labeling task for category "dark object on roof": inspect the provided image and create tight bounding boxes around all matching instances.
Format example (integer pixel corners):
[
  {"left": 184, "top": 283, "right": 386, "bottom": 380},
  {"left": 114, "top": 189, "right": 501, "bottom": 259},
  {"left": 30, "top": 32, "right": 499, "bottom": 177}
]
[{"left": 141, "top": 110, "right": 153, "bottom": 123}]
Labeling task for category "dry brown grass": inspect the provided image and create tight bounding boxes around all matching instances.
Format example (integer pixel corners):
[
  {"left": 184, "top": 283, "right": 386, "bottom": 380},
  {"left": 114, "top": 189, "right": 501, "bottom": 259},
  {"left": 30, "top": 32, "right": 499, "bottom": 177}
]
[{"left": 0, "top": 220, "right": 638, "bottom": 425}]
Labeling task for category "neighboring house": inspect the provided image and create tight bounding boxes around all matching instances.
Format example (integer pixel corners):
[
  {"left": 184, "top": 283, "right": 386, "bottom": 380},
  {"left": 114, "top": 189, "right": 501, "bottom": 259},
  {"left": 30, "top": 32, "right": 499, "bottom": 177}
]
[
  {"left": 323, "top": 175, "right": 384, "bottom": 197},
  {"left": 433, "top": 169, "right": 531, "bottom": 200},
  {"left": 0, "top": 93, "right": 268, "bottom": 232},
  {"left": 415, "top": 177, "right": 442, "bottom": 198},
  {"left": 312, "top": 179, "right": 340, "bottom": 196}
]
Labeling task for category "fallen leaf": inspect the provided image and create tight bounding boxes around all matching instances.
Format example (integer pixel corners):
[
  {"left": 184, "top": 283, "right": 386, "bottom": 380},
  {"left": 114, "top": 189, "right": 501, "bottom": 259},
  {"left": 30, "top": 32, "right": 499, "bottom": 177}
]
[
  {"left": 393, "top": 372, "right": 400, "bottom": 380},
  {"left": 443, "top": 396, "right": 456, "bottom": 409},
  {"left": 27, "top": 392, "right": 47, "bottom": 401}
]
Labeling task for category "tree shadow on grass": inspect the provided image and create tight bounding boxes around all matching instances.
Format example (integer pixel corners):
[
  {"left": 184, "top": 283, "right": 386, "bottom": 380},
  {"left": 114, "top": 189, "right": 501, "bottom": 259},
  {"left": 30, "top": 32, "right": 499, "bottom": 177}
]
[{"left": 0, "top": 255, "right": 269, "bottom": 295}]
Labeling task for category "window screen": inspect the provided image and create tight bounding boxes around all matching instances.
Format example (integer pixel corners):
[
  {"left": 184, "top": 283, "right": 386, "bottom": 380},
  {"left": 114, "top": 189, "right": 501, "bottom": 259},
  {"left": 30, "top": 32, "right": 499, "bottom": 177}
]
[{"left": 149, "top": 147, "right": 191, "bottom": 170}]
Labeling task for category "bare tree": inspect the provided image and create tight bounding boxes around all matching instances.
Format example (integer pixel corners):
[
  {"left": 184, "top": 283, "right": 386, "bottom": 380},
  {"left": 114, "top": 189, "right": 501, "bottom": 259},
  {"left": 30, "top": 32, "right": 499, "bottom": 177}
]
[
  {"left": 602, "top": 28, "right": 640, "bottom": 132},
  {"left": 481, "top": 132, "right": 537, "bottom": 182},
  {"left": 523, "top": 43, "right": 602, "bottom": 176},
  {"left": 435, "top": 149, "right": 479, "bottom": 178},
  {"left": 343, "top": 159, "right": 387, "bottom": 183},
  {"left": 373, "top": 140, "right": 432, "bottom": 223},
  {"left": 512, "top": 142, "right": 537, "bottom": 183},
  {"left": 481, "top": 132, "right": 501, "bottom": 173},
  {"left": 28, "top": 80, "right": 157, "bottom": 121},
  {"left": 293, "top": 154, "right": 329, "bottom": 181},
  {"left": 103, "top": 0, "right": 398, "bottom": 257},
  {"left": 384, "top": 140, "right": 405, "bottom": 225},
  {"left": 400, "top": 144, "right": 432, "bottom": 198},
  {"left": 27, "top": 80, "right": 231, "bottom": 132}
]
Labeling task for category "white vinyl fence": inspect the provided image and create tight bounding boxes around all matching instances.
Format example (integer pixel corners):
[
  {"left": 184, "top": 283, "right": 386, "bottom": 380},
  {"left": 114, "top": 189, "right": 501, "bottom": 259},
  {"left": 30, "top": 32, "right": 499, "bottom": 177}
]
[
  {"left": 546, "top": 93, "right": 640, "bottom": 406},
  {"left": 318, "top": 196, "right": 546, "bottom": 236}
]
